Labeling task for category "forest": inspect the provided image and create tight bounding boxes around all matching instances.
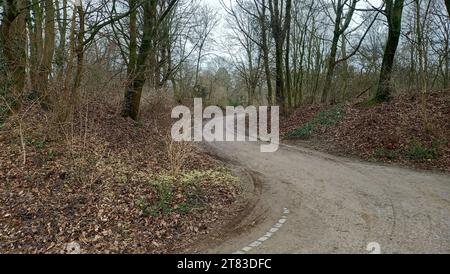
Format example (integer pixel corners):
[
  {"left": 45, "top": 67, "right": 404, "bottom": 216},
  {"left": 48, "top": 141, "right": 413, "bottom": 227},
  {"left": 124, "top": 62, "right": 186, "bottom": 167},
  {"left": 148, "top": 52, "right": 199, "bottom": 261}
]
[{"left": 0, "top": 0, "right": 450, "bottom": 254}]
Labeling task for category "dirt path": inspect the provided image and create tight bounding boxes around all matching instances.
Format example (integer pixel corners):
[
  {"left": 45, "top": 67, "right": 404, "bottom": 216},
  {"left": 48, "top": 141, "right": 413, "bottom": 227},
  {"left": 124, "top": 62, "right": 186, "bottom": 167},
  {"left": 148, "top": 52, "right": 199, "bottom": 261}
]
[{"left": 196, "top": 117, "right": 450, "bottom": 254}]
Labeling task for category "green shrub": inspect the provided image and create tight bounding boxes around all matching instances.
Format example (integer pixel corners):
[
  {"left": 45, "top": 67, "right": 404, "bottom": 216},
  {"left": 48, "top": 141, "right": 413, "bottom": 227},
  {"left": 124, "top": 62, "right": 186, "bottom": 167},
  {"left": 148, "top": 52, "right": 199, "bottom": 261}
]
[
  {"left": 285, "top": 107, "right": 345, "bottom": 139},
  {"left": 406, "top": 141, "right": 438, "bottom": 160},
  {"left": 25, "top": 138, "right": 47, "bottom": 150},
  {"left": 373, "top": 147, "right": 400, "bottom": 160},
  {"left": 136, "top": 180, "right": 175, "bottom": 218},
  {"left": 150, "top": 180, "right": 175, "bottom": 216},
  {"left": 285, "top": 122, "right": 315, "bottom": 138},
  {"left": 316, "top": 108, "right": 345, "bottom": 126},
  {"left": 136, "top": 169, "right": 238, "bottom": 217}
]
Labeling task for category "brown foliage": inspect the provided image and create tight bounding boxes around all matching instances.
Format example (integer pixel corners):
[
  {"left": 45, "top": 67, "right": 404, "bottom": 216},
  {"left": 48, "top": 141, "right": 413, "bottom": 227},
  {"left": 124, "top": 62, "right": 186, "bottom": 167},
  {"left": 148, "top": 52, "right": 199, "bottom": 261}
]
[
  {"left": 0, "top": 85, "right": 240, "bottom": 253},
  {"left": 282, "top": 91, "right": 450, "bottom": 171}
]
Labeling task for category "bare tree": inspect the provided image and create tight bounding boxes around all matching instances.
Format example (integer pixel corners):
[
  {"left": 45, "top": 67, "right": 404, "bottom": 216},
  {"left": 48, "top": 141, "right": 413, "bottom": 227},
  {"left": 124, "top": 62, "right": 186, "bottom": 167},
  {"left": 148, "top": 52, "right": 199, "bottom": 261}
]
[
  {"left": 375, "top": 0, "right": 405, "bottom": 102},
  {"left": 321, "top": 0, "right": 358, "bottom": 103},
  {"left": 222, "top": 0, "right": 263, "bottom": 104},
  {"left": 122, "top": 0, "right": 179, "bottom": 120},
  {"left": 192, "top": 5, "right": 219, "bottom": 89},
  {"left": 268, "top": 0, "right": 292, "bottom": 113},
  {"left": 255, "top": 0, "right": 274, "bottom": 105}
]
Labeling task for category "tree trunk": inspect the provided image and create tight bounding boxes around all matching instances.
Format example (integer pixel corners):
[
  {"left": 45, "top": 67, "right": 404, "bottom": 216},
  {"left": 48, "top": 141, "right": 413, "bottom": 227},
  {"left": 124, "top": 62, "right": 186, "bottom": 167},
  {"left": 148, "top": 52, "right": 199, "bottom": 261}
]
[
  {"left": 1, "top": 0, "right": 27, "bottom": 108},
  {"left": 274, "top": 41, "right": 285, "bottom": 110},
  {"left": 128, "top": 0, "right": 138, "bottom": 75},
  {"left": 285, "top": 17, "right": 292, "bottom": 109},
  {"left": 260, "top": 13, "right": 273, "bottom": 105},
  {"left": 321, "top": 0, "right": 356, "bottom": 104},
  {"left": 444, "top": 39, "right": 450, "bottom": 88},
  {"left": 268, "top": 0, "right": 291, "bottom": 114},
  {"left": 122, "top": 0, "right": 156, "bottom": 120},
  {"left": 29, "top": 0, "right": 43, "bottom": 95},
  {"left": 55, "top": 0, "right": 68, "bottom": 82},
  {"left": 322, "top": 32, "right": 340, "bottom": 103},
  {"left": 38, "top": 0, "right": 56, "bottom": 104},
  {"left": 194, "top": 41, "right": 204, "bottom": 88},
  {"left": 126, "top": 0, "right": 138, "bottom": 94},
  {"left": 71, "top": 4, "right": 85, "bottom": 99},
  {"left": 254, "top": 0, "right": 273, "bottom": 105},
  {"left": 121, "top": 0, "right": 178, "bottom": 120},
  {"left": 375, "top": 0, "right": 405, "bottom": 102}
]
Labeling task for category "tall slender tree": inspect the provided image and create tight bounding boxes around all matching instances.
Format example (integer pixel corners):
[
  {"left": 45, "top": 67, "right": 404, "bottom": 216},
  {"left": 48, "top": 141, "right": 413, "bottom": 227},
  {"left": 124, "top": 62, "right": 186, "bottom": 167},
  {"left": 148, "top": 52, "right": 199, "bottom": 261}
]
[
  {"left": 321, "top": 0, "right": 358, "bottom": 103},
  {"left": 268, "top": 0, "right": 292, "bottom": 113},
  {"left": 122, "top": 0, "right": 178, "bottom": 120},
  {"left": 375, "top": 0, "right": 405, "bottom": 102}
]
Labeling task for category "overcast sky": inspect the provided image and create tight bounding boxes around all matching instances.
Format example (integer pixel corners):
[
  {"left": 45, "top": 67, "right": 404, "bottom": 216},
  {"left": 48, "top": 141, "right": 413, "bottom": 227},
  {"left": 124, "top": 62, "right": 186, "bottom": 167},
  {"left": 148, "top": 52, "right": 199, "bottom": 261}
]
[{"left": 199, "top": 0, "right": 384, "bottom": 66}]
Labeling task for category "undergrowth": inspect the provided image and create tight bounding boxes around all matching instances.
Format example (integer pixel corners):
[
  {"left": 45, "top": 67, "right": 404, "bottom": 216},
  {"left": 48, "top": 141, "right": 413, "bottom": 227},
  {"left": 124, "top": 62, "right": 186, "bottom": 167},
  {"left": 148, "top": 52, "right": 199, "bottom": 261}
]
[
  {"left": 136, "top": 169, "right": 239, "bottom": 217},
  {"left": 285, "top": 107, "right": 345, "bottom": 139},
  {"left": 373, "top": 140, "right": 439, "bottom": 161},
  {"left": 406, "top": 141, "right": 438, "bottom": 161}
]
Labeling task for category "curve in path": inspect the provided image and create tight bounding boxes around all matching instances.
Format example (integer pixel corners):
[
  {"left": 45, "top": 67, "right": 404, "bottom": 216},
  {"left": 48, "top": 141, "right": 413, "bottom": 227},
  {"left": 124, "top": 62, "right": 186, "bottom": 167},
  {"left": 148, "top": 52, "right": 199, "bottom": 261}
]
[{"left": 199, "top": 115, "right": 450, "bottom": 254}]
